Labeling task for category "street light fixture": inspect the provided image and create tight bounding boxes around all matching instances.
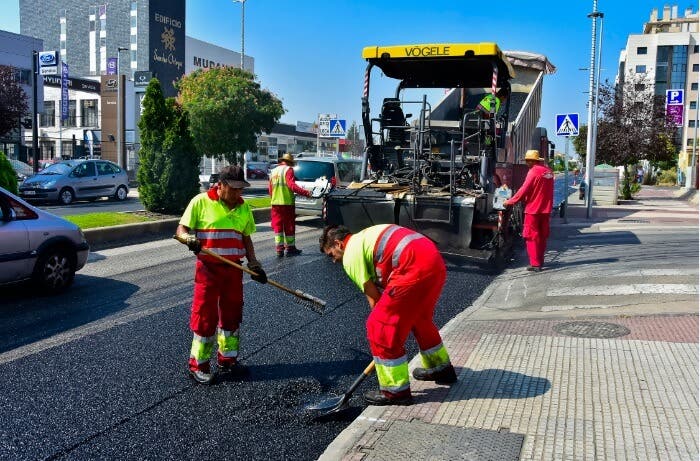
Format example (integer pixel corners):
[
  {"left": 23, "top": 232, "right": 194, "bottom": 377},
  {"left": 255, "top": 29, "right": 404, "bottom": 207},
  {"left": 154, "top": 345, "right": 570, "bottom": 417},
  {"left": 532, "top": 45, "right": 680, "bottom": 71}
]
[
  {"left": 233, "top": 0, "right": 246, "bottom": 70},
  {"left": 116, "top": 46, "right": 129, "bottom": 169}
]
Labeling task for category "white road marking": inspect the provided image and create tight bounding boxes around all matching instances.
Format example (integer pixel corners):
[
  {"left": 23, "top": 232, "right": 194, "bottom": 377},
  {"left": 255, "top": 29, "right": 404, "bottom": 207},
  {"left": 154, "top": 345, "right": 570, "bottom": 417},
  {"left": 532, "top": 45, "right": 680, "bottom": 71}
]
[{"left": 547, "top": 284, "right": 697, "bottom": 296}]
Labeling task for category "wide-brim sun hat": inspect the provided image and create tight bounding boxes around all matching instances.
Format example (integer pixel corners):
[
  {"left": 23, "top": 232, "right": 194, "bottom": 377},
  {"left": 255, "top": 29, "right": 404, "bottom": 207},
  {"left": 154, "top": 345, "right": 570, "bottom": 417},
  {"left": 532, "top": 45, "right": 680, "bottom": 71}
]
[
  {"left": 218, "top": 165, "right": 251, "bottom": 188},
  {"left": 280, "top": 153, "right": 296, "bottom": 165},
  {"left": 524, "top": 150, "right": 541, "bottom": 161}
]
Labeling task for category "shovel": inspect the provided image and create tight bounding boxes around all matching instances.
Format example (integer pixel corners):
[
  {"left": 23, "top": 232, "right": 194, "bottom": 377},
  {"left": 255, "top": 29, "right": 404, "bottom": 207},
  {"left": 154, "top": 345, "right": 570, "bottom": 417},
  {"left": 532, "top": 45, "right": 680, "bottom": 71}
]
[{"left": 305, "top": 361, "right": 375, "bottom": 421}]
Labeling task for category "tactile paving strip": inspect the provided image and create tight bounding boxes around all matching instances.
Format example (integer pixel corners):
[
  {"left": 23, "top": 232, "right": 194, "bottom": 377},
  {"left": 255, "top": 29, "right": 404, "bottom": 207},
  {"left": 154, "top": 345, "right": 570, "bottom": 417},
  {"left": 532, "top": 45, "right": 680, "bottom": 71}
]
[{"left": 360, "top": 420, "right": 524, "bottom": 461}]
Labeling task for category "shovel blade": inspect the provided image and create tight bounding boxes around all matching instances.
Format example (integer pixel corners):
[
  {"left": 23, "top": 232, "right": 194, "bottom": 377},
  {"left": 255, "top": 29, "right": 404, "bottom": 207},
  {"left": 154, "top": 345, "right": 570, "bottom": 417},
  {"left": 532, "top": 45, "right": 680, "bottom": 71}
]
[{"left": 305, "top": 394, "right": 350, "bottom": 419}]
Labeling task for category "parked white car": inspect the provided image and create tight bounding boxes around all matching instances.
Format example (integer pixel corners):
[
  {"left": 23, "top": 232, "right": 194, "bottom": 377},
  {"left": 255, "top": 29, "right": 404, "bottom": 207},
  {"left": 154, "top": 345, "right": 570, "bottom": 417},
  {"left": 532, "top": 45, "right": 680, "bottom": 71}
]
[
  {"left": 0, "top": 186, "right": 89, "bottom": 293},
  {"left": 292, "top": 156, "right": 364, "bottom": 216}
]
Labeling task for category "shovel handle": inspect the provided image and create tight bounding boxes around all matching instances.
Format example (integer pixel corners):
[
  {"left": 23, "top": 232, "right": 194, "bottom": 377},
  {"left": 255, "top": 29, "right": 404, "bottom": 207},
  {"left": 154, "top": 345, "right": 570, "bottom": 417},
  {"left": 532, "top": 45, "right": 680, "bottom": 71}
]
[
  {"left": 346, "top": 361, "right": 375, "bottom": 395},
  {"left": 173, "top": 235, "right": 327, "bottom": 310}
]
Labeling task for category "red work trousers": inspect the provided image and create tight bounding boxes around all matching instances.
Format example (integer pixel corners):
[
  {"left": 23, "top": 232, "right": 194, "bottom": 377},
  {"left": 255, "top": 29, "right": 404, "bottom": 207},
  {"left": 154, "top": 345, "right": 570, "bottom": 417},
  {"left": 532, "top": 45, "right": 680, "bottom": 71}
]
[
  {"left": 366, "top": 245, "right": 447, "bottom": 366},
  {"left": 270, "top": 205, "right": 297, "bottom": 250},
  {"left": 190, "top": 259, "right": 243, "bottom": 337},
  {"left": 523, "top": 213, "right": 550, "bottom": 268}
]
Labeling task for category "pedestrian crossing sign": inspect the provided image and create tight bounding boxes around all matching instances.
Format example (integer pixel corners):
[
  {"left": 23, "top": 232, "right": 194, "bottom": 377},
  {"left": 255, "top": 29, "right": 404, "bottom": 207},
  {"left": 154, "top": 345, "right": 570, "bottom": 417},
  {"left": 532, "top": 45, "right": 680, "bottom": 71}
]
[
  {"left": 555, "top": 113, "right": 579, "bottom": 136},
  {"left": 329, "top": 119, "right": 346, "bottom": 138}
]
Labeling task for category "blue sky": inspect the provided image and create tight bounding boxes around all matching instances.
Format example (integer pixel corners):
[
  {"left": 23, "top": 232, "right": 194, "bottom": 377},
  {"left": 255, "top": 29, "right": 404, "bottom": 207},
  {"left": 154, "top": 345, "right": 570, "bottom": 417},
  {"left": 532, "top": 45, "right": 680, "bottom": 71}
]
[{"left": 0, "top": 0, "right": 686, "bottom": 152}]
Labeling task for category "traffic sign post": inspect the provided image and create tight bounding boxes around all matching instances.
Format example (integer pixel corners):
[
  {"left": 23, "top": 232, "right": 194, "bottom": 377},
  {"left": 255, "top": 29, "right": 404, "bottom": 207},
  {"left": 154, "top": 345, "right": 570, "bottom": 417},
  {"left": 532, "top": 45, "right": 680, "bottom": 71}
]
[
  {"left": 555, "top": 113, "right": 579, "bottom": 222},
  {"left": 329, "top": 119, "right": 346, "bottom": 138},
  {"left": 665, "top": 89, "right": 684, "bottom": 127},
  {"left": 316, "top": 113, "right": 337, "bottom": 154}
]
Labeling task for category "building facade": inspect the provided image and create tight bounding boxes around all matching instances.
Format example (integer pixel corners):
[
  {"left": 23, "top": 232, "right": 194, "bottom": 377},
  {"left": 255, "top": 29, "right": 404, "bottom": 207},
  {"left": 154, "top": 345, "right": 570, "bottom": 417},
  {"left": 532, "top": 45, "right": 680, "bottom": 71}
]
[
  {"left": 19, "top": 0, "right": 190, "bottom": 97},
  {"left": 617, "top": 5, "right": 699, "bottom": 186},
  {"left": 0, "top": 30, "right": 43, "bottom": 162}
]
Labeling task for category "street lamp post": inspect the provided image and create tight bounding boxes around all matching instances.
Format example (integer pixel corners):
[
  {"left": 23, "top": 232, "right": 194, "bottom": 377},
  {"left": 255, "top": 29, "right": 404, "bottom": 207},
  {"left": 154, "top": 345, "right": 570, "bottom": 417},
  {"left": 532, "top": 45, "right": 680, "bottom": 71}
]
[
  {"left": 233, "top": 0, "right": 246, "bottom": 70},
  {"left": 584, "top": 2, "right": 603, "bottom": 219},
  {"left": 116, "top": 46, "right": 128, "bottom": 169}
]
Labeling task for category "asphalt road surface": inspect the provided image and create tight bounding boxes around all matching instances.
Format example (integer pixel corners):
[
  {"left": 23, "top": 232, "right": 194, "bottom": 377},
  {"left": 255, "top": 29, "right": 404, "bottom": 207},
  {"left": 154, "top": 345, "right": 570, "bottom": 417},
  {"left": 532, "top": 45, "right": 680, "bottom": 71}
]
[{"left": 0, "top": 218, "right": 498, "bottom": 460}]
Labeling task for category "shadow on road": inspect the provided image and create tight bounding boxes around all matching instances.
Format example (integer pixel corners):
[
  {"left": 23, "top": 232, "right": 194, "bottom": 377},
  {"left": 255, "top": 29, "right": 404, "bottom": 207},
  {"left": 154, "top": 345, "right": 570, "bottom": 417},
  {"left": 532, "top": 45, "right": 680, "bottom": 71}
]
[{"left": 0, "top": 274, "right": 140, "bottom": 354}]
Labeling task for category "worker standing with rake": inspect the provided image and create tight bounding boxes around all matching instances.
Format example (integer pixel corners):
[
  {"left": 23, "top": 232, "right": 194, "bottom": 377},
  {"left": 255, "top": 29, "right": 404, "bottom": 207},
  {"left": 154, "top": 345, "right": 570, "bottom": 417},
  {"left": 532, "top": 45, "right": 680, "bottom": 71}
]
[
  {"left": 320, "top": 224, "right": 458, "bottom": 406},
  {"left": 176, "top": 165, "right": 267, "bottom": 385}
]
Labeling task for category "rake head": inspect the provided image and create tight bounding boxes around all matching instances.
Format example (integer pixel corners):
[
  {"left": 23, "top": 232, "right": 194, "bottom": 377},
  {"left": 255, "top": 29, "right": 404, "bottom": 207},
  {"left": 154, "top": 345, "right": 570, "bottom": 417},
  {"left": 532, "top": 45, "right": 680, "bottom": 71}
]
[{"left": 292, "top": 291, "right": 326, "bottom": 314}]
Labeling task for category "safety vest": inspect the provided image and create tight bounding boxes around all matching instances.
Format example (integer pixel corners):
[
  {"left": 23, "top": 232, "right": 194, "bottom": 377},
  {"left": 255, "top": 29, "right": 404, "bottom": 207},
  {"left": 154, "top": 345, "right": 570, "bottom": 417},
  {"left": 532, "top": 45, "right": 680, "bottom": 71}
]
[
  {"left": 269, "top": 165, "right": 295, "bottom": 205},
  {"left": 179, "top": 188, "right": 256, "bottom": 264},
  {"left": 343, "top": 224, "right": 425, "bottom": 290},
  {"left": 479, "top": 94, "right": 501, "bottom": 114}
]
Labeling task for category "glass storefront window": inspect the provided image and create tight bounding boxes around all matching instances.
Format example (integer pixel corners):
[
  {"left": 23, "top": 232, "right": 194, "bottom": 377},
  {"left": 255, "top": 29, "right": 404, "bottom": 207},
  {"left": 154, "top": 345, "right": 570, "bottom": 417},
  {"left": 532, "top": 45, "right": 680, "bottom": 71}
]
[
  {"left": 40, "top": 101, "right": 55, "bottom": 127},
  {"left": 80, "top": 99, "right": 99, "bottom": 127}
]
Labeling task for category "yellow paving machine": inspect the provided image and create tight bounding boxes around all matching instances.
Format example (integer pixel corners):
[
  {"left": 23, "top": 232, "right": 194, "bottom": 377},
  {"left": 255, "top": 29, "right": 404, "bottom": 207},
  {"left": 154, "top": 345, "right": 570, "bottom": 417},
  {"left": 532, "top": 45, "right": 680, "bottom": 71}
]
[{"left": 325, "top": 43, "right": 555, "bottom": 265}]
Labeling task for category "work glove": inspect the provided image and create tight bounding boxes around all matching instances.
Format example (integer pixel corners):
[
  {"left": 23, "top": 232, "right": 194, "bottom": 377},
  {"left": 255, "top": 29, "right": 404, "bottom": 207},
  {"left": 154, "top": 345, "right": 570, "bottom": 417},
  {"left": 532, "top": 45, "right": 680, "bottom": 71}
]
[
  {"left": 184, "top": 235, "right": 202, "bottom": 254},
  {"left": 247, "top": 261, "right": 267, "bottom": 284}
]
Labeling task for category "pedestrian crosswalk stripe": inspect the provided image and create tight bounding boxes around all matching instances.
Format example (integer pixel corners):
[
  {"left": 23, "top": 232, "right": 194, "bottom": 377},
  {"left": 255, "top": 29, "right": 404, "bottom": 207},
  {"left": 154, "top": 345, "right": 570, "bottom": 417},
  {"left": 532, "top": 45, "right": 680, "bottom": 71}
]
[
  {"left": 547, "top": 284, "right": 697, "bottom": 296},
  {"left": 555, "top": 268, "right": 699, "bottom": 280}
]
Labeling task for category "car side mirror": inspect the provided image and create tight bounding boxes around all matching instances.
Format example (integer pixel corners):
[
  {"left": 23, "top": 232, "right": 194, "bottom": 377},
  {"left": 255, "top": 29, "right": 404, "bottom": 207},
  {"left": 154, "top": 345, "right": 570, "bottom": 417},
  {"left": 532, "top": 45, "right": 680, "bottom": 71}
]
[{"left": 0, "top": 207, "right": 15, "bottom": 222}]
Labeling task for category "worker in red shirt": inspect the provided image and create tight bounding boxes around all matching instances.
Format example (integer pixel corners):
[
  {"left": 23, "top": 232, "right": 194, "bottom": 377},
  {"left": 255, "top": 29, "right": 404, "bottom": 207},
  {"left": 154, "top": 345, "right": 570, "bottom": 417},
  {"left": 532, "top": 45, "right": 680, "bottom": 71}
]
[
  {"left": 504, "top": 149, "right": 554, "bottom": 272},
  {"left": 269, "top": 153, "right": 312, "bottom": 257},
  {"left": 320, "top": 224, "right": 457, "bottom": 406}
]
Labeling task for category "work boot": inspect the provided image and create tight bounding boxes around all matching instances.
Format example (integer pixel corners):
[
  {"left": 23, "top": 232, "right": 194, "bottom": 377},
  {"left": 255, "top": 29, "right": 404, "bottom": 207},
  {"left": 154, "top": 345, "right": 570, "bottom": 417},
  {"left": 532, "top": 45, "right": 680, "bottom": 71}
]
[
  {"left": 363, "top": 390, "right": 412, "bottom": 406},
  {"left": 276, "top": 251, "right": 285, "bottom": 258},
  {"left": 188, "top": 368, "right": 215, "bottom": 385},
  {"left": 412, "top": 364, "right": 458, "bottom": 384},
  {"left": 285, "top": 247, "right": 302, "bottom": 257}
]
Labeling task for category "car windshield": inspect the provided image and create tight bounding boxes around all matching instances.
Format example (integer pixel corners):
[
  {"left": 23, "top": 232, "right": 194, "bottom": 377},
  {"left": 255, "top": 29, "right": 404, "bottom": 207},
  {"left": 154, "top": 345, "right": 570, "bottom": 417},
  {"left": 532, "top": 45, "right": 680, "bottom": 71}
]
[
  {"left": 41, "top": 162, "right": 74, "bottom": 175},
  {"left": 294, "top": 161, "right": 335, "bottom": 181},
  {"left": 336, "top": 162, "right": 363, "bottom": 183}
]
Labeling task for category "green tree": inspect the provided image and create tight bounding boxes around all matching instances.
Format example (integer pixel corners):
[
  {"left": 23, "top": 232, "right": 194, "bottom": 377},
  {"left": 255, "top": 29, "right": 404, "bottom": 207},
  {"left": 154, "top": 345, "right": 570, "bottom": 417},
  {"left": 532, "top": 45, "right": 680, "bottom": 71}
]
[
  {"left": 137, "top": 78, "right": 201, "bottom": 213},
  {"left": 572, "top": 75, "right": 677, "bottom": 199},
  {"left": 0, "top": 152, "right": 18, "bottom": 194},
  {"left": 571, "top": 124, "right": 587, "bottom": 167},
  {"left": 346, "top": 121, "right": 364, "bottom": 157},
  {"left": 0, "top": 65, "right": 28, "bottom": 138},
  {"left": 177, "top": 67, "right": 284, "bottom": 165}
]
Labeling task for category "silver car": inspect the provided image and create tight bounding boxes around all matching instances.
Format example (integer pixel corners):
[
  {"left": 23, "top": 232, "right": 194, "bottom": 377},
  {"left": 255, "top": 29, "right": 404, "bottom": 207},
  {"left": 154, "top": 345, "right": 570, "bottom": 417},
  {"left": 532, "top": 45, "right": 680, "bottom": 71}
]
[
  {"left": 19, "top": 159, "right": 129, "bottom": 205},
  {"left": 0, "top": 186, "right": 89, "bottom": 293}
]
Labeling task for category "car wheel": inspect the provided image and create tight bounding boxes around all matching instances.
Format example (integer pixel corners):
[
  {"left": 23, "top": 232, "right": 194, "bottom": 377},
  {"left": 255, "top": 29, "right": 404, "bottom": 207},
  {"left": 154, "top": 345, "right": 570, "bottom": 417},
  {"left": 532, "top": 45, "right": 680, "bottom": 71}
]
[
  {"left": 114, "top": 185, "right": 128, "bottom": 201},
  {"left": 59, "top": 187, "right": 74, "bottom": 205},
  {"left": 33, "top": 247, "right": 75, "bottom": 293}
]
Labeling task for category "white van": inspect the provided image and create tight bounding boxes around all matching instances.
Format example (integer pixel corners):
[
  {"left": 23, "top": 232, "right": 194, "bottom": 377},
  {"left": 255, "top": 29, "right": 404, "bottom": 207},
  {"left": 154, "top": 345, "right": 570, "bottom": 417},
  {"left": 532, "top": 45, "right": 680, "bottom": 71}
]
[{"left": 292, "top": 157, "right": 364, "bottom": 216}]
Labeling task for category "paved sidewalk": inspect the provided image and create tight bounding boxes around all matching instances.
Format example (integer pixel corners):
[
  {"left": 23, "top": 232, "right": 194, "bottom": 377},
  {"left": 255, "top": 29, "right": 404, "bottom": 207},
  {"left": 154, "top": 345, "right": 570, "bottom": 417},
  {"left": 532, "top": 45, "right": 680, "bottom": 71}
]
[{"left": 319, "top": 186, "right": 699, "bottom": 461}]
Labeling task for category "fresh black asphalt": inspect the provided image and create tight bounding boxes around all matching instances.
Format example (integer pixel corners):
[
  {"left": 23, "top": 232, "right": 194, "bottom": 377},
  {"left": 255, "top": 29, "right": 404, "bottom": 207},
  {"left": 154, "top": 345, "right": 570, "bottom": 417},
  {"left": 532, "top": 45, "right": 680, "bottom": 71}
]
[{"left": 0, "top": 221, "right": 500, "bottom": 460}]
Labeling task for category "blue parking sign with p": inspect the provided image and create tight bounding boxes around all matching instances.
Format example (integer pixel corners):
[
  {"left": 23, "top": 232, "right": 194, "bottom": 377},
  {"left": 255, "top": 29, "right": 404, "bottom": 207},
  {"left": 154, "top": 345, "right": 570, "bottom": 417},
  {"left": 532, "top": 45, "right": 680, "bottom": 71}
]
[{"left": 666, "top": 89, "right": 683, "bottom": 105}]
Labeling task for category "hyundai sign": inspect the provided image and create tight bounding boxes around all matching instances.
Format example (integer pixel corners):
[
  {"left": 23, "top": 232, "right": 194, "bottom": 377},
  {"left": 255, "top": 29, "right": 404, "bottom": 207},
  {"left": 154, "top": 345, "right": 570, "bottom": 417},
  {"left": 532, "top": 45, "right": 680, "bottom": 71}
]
[{"left": 38, "top": 51, "right": 59, "bottom": 75}]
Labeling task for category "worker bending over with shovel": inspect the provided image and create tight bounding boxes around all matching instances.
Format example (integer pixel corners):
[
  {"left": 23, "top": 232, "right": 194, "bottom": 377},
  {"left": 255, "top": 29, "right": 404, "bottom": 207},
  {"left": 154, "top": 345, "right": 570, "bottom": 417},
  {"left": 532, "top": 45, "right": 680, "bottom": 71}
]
[
  {"left": 177, "top": 165, "right": 267, "bottom": 385},
  {"left": 320, "top": 224, "right": 457, "bottom": 405}
]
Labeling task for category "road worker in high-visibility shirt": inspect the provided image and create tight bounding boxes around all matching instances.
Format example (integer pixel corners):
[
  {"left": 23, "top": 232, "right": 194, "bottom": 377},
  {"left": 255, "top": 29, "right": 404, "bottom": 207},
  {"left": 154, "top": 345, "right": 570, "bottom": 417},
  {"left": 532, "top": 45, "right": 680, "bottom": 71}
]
[
  {"left": 177, "top": 165, "right": 267, "bottom": 385},
  {"left": 319, "top": 224, "right": 458, "bottom": 406},
  {"left": 476, "top": 87, "right": 508, "bottom": 119},
  {"left": 268, "top": 153, "right": 311, "bottom": 257}
]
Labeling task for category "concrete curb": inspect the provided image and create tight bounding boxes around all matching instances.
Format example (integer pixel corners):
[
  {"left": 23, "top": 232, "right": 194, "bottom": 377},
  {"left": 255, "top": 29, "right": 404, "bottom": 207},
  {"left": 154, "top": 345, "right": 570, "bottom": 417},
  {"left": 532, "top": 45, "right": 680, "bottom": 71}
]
[{"left": 83, "top": 208, "right": 272, "bottom": 249}]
